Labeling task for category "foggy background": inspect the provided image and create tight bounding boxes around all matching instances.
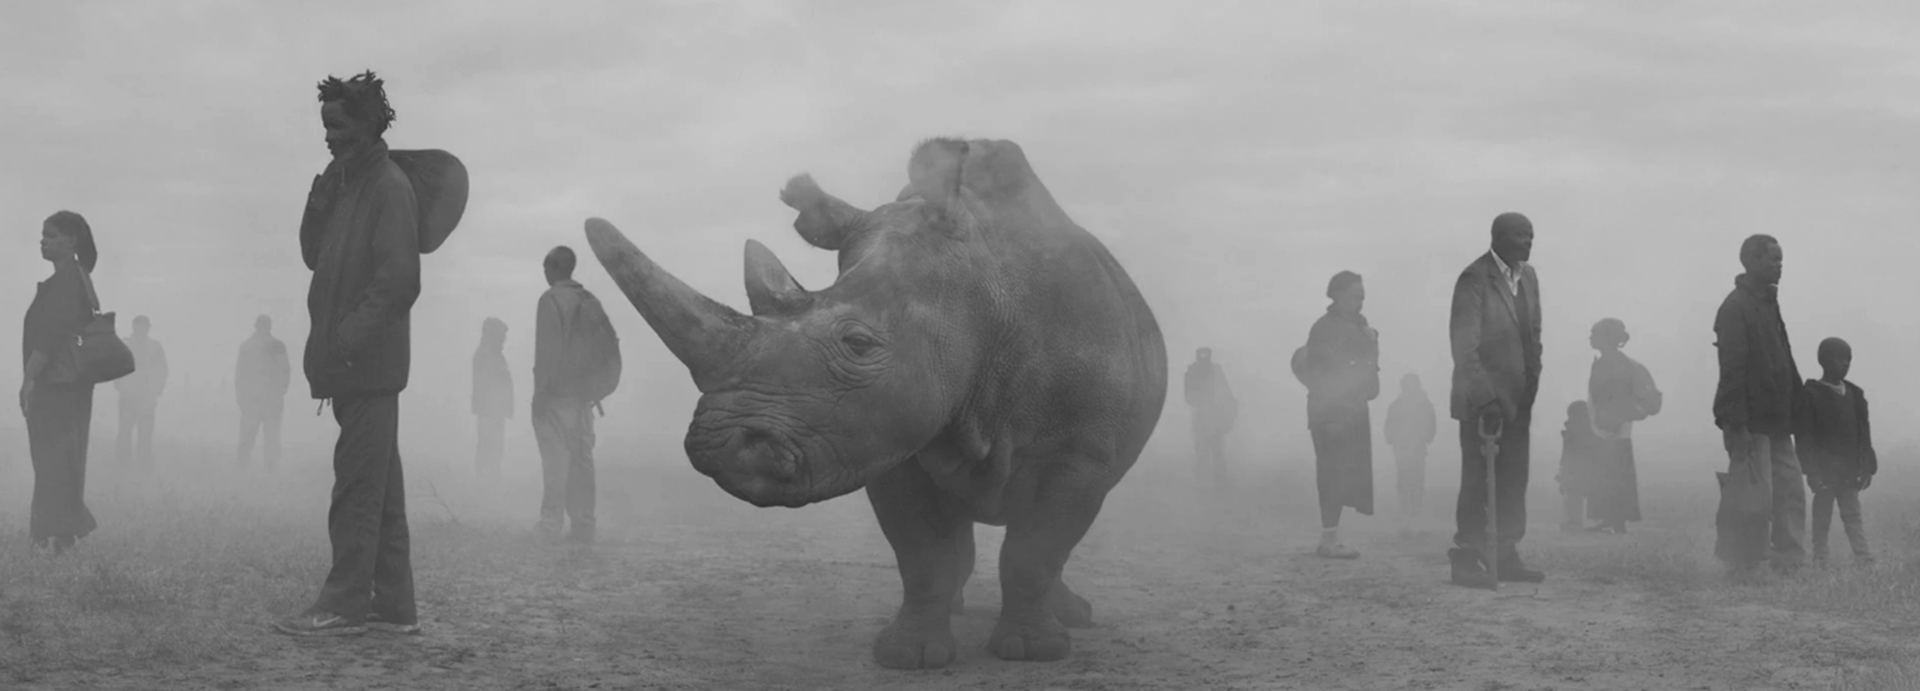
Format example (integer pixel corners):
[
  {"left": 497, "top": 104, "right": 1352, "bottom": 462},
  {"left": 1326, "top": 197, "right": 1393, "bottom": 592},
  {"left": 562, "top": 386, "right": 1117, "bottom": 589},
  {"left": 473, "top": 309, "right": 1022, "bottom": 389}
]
[{"left": 2, "top": 0, "right": 1916, "bottom": 503}]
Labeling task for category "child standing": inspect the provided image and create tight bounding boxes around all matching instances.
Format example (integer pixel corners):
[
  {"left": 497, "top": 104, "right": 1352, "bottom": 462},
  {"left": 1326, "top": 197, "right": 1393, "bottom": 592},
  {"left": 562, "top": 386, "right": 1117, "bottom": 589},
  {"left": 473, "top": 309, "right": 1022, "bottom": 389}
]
[
  {"left": 1797, "top": 337, "right": 1877, "bottom": 565},
  {"left": 1555, "top": 401, "right": 1605, "bottom": 533}
]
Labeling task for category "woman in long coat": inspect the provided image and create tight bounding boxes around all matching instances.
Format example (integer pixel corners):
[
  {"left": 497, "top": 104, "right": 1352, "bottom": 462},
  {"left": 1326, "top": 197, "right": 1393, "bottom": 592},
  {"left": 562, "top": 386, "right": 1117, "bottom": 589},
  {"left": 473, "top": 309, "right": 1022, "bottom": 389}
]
[
  {"left": 1298, "top": 271, "right": 1379, "bottom": 559},
  {"left": 20, "top": 211, "right": 101, "bottom": 554}
]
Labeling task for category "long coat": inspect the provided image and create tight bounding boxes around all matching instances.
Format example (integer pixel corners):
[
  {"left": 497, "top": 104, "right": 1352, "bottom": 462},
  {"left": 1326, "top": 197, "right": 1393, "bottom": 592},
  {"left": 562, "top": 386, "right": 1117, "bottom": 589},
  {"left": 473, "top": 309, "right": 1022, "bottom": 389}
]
[
  {"left": 1449, "top": 252, "right": 1542, "bottom": 423},
  {"left": 1302, "top": 308, "right": 1379, "bottom": 514}
]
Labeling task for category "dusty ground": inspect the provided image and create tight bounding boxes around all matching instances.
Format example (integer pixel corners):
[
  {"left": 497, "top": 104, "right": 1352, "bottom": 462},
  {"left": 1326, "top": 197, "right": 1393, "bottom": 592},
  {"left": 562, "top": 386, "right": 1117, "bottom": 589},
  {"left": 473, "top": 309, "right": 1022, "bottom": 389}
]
[{"left": 5, "top": 437, "right": 1920, "bottom": 690}]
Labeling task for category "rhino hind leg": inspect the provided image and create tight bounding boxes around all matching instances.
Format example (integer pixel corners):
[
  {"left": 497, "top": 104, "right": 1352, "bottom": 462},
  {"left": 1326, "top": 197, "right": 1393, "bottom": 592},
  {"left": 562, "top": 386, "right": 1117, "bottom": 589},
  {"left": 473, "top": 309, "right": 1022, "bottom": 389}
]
[
  {"left": 987, "top": 472, "right": 1105, "bottom": 663},
  {"left": 865, "top": 461, "right": 970, "bottom": 669}
]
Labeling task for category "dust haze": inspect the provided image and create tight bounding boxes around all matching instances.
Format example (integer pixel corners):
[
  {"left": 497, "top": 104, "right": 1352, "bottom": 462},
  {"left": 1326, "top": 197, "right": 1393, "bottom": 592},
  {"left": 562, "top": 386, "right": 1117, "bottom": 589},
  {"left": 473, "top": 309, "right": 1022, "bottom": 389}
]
[{"left": 3, "top": 2, "right": 1919, "bottom": 689}]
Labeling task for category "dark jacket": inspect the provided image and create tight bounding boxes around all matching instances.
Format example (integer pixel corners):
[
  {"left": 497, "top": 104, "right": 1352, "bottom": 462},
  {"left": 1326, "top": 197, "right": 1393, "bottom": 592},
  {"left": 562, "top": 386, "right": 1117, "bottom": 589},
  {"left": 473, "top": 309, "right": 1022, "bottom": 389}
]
[
  {"left": 235, "top": 332, "right": 291, "bottom": 405},
  {"left": 1449, "top": 252, "right": 1542, "bottom": 422},
  {"left": 472, "top": 341, "right": 514, "bottom": 419},
  {"left": 1183, "top": 360, "right": 1237, "bottom": 435},
  {"left": 1711, "top": 274, "right": 1800, "bottom": 433},
  {"left": 300, "top": 140, "right": 422, "bottom": 400},
  {"left": 1796, "top": 379, "right": 1876, "bottom": 479},
  {"left": 1303, "top": 307, "right": 1380, "bottom": 426}
]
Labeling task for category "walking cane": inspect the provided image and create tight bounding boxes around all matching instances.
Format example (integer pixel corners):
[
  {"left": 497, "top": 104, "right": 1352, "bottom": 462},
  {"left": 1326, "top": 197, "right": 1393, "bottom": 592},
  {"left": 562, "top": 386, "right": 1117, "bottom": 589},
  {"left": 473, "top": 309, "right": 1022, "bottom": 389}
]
[{"left": 1478, "top": 411, "right": 1505, "bottom": 592}]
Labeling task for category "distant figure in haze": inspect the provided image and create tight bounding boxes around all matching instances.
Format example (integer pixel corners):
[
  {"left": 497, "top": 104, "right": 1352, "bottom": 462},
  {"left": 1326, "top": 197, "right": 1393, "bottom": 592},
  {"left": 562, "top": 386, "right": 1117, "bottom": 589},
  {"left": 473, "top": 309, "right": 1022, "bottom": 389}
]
[
  {"left": 1712, "top": 233, "right": 1804, "bottom": 577},
  {"left": 1583, "top": 318, "right": 1661, "bottom": 534},
  {"left": 1296, "top": 270, "right": 1379, "bottom": 560},
  {"left": 275, "top": 71, "right": 421, "bottom": 637},
  {"left": 1445, "top": 212, "right": 1545, "bottom": 589},
  {"left": 114, "top": 315, "right": 168, "bottom": 470},
  {"left": 235, "top": 314, "right": 291, "bottom": 468},
  {"left": 1554, "top": 400, "right": 1604, "bottom": 532},
  {"left": 471, "top": 317, "right": 513, "bottom": 480},
  {"left": 1383, "top": 373, "right": 1437, "bottom": 521},
  {"left": 533, "top": 246, "right": 621, "bottom": 545},
  {"left": 20, "top": 210, "right": 103, "bottom": 554},
  {"left": 1796, "top": 337, "right": 1876, "bottom": 566},
  {"left": 1183, "top": 347, "right": 1237, "bottom": 490}
]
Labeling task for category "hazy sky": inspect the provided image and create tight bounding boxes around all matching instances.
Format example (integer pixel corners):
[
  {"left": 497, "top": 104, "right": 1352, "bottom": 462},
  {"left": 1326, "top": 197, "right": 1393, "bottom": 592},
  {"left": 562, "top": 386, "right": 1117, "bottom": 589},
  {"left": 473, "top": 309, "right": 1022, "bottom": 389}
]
[{"left": 3, "top": 1, "right": 1916, "bottom": 469}]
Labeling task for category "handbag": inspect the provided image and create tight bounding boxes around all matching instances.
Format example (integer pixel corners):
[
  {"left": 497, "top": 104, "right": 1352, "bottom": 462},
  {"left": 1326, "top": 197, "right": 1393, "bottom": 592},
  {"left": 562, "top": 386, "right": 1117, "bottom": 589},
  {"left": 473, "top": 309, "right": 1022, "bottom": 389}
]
[{"left": 44, "top": 268, "right": 136, "bottom": 386}]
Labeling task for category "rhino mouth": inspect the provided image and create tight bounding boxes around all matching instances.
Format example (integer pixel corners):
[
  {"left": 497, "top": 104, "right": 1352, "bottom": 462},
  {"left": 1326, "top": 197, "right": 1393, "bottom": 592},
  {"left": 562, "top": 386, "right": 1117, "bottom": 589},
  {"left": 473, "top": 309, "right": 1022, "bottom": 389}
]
[{"left": 685, "top": 417, "right": 819, "bottom": 508}]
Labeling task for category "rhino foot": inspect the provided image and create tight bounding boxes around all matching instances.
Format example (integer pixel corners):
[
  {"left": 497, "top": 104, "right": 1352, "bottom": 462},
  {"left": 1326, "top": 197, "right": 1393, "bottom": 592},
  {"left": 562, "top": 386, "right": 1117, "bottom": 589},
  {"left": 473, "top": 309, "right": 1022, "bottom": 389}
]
[
  {"left": 873, "top": 614, "right": 957, "bottom": 670},
  {"left": 1047, "top": 584, "right": 1093, "bottom": 628},
  {"left": 987, "top": 612, "right": 1071, "bottom": 662}
]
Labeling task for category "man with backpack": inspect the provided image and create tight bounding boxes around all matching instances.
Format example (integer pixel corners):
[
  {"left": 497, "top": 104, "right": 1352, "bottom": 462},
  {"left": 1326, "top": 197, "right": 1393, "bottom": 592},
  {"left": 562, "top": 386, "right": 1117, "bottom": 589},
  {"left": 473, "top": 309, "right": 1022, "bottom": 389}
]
[{"left": 533, "top": 246, "right": 621, "bottom": 545}]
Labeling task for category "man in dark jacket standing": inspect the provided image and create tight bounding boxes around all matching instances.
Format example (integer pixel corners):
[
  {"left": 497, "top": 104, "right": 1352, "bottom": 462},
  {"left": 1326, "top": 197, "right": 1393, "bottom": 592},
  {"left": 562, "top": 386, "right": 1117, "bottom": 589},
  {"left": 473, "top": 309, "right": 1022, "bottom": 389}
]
[
  {"left": 235, "top": 314, "right": 291, "bottom": 468},
  {"left": 1713, "top": 234, "right": 1805, "bottom": 575},
  {"left": 275, "top": 71, "right": 422, "bottom": 637},
  {"left": 533, "top": 246, "right": 620, "bottom": 545},
  {"left": 1183, "top": 347, "right": 1237, "bottom": 490},
  {"left": 1446, "top": 212, "right": 1546, "bottom": 589},
  {"left": 114, "top": 315, "right": 168, "bottom": 470}
]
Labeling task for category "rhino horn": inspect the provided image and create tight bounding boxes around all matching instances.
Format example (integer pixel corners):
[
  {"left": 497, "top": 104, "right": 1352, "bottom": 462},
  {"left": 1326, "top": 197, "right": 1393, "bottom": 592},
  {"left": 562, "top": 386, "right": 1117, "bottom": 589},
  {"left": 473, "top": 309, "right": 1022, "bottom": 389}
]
[
  {"left": 743, "top": 239, "right": 810, "bottom": 316},
  {"left": 585, "top": 217, "right": 755, "bottom": 392},
  {"left": 779, "top": 173, "right": 871, "bottom": 251}
]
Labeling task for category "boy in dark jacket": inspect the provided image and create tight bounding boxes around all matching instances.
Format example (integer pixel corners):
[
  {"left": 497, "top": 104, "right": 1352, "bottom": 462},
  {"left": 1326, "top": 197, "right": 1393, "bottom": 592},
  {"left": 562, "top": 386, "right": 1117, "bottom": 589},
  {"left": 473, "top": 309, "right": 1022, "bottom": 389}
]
[{"left": 1798, "top": 337, "right": 1876, "bottom": 565}]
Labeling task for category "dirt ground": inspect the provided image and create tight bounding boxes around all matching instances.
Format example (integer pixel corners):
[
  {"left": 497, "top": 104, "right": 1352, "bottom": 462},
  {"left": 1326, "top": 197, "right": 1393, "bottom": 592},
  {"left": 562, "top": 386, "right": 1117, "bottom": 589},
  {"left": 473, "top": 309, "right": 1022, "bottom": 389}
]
[{"left": 5, "top": 440, "right": 1920, "bottom": 690}]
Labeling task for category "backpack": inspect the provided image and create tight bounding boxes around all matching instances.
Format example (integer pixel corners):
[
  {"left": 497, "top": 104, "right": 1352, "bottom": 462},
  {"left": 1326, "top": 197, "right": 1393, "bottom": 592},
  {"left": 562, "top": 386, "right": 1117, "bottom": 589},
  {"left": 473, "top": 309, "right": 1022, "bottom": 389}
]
[
  {"left": 1627, "top": 357, "right": 1662, "bottom": 419},
  {"left": 553, "top": 291, "right": 623, "bottom": 403}
]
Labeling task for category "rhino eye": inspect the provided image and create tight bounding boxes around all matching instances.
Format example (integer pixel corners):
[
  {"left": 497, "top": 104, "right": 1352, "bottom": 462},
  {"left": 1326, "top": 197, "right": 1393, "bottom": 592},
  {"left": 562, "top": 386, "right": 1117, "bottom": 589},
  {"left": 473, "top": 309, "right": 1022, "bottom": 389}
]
[{"left": 841, "top": 333, "right": 881, "bottom": 356}]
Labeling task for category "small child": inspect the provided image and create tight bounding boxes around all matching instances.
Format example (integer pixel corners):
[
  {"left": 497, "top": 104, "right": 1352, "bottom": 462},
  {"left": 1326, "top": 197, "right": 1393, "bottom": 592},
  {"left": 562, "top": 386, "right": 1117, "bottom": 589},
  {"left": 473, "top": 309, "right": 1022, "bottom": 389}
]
[
  {"left": 1555, "top": 401, "right": 1604, "bottom": 533},
  {"left": 1797, "top": 337, "right": 1877, "bottom": 565}
]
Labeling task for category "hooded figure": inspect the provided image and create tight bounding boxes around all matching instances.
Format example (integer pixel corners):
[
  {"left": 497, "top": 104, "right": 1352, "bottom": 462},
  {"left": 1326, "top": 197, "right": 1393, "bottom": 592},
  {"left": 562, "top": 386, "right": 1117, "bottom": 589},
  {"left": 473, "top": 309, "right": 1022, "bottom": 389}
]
[
  {"left": 472, "top": 317, "right": 514, "bottom": 479},
  {"left": 1383, "top": 373, "right": 1437, "bottom": 520}
]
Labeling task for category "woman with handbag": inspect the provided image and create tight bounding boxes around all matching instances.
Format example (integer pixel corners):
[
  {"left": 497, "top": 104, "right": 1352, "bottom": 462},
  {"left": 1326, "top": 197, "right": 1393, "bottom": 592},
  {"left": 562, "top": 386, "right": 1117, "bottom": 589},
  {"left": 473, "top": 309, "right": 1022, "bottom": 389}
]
[{"left": 19, "top": 211, "right": 106, "bottom": 554}]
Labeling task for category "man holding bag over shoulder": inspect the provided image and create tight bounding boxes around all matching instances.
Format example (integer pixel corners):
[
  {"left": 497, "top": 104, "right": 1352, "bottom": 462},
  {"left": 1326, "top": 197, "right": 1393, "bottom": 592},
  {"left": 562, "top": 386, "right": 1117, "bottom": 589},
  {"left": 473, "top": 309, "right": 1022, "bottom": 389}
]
[{"left": 1712, "top": 234, "right": 1806, "bottom": 578}]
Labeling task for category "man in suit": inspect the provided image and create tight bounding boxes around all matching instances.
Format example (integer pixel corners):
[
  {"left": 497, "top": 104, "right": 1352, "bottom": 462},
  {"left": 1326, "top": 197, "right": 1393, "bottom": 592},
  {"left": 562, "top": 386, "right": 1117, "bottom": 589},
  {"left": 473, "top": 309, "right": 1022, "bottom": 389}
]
[{"left": 1446, "top": 212, "right": 1546, "bottom": 589}]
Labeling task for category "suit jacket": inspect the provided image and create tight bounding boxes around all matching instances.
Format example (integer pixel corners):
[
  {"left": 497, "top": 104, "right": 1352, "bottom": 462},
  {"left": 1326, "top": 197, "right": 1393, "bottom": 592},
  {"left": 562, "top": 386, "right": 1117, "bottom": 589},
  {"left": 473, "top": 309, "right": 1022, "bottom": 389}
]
[{"left": 1449, "top": 252, "right": 1541, "bottom": 422}]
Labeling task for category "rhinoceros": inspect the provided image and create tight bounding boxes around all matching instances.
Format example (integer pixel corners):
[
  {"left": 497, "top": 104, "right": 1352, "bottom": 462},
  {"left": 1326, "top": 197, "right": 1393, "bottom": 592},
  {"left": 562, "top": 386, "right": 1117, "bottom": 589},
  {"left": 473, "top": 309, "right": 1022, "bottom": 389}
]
[{"left": 583, "top": 137, "right": 1167, "bottom": 669}]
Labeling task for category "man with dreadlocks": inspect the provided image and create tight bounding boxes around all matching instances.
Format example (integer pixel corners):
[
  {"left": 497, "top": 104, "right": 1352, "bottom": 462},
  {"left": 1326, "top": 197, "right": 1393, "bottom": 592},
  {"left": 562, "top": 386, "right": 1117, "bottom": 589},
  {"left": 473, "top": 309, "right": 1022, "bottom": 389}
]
[{"left": 276, "top": 70, "right": 424, "bottom": 637}]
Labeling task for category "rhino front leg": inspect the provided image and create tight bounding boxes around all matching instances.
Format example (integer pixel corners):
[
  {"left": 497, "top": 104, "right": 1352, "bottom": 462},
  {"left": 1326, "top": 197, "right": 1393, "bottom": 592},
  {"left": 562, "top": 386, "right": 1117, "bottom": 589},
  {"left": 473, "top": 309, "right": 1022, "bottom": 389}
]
[
  {"left": 866, "top": 461, "right": 970, "bottom": 670},
  {"left": 988, "top": 466, "right": 1106, "bottom": 662}
]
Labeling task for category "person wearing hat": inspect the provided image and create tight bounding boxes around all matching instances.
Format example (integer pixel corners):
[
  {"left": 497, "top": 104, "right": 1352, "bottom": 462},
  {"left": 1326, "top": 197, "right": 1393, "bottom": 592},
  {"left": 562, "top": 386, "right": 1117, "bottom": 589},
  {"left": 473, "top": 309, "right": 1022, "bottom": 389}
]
[{"left": 20, "top": 210, "right": 103, "bottom": 555}]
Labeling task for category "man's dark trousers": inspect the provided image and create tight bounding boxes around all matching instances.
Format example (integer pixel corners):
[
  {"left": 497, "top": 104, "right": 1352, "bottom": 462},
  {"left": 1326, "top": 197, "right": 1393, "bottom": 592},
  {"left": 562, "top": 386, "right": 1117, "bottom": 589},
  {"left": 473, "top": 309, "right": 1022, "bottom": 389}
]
[
  {"left": 313, "top": 394, "right": 415, "bottom": 622},
  {"left": 1453, "top": 414, "right": 1531, "bottom": 549}
]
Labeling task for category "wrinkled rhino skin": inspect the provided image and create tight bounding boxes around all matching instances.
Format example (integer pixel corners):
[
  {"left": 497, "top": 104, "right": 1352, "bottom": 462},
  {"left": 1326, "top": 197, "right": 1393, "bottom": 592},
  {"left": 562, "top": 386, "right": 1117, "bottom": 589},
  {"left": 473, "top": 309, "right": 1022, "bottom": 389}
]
[{"left": 586, "top": 137, "right": 1167, "bottom": 668}]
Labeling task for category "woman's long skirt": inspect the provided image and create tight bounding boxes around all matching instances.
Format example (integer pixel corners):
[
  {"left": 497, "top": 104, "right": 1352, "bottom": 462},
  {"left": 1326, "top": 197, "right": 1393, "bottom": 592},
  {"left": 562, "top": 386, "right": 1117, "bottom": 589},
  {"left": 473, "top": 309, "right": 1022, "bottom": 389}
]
[
  {"left": 28, "top": 382, "right": 97, "bottom": 542},
  {"left": 1309, "top": 406, "right": 1375, "bottom": 524},
  {"left": 1588, "top": 438, "right": 1642, "bottom": 524}
]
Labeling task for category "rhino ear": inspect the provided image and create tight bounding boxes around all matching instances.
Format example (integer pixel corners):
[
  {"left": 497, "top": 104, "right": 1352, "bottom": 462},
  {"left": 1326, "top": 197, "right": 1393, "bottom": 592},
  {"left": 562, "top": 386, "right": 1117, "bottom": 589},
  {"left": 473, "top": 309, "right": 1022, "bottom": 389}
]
[
  {"left": 743, "top": 239, "right": 810, "bottom": 316},
  {"left": 779, "top": 174, "right": 871, "bottom": 251}
]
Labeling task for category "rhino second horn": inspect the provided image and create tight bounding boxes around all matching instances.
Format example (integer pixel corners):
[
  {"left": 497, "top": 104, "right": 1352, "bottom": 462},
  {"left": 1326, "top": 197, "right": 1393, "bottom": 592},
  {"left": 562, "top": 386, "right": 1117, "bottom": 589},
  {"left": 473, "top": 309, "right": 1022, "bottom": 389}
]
[
  {"left": 584, "top": 217, "right": 756, "bottom": 392},
  {"left": 744, "top": 239, "right": 810, "bottom": 316}
]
